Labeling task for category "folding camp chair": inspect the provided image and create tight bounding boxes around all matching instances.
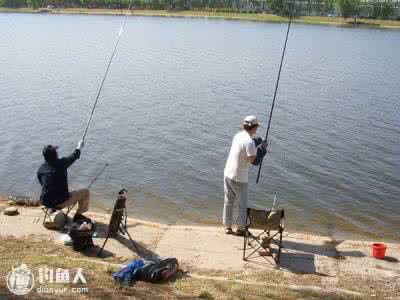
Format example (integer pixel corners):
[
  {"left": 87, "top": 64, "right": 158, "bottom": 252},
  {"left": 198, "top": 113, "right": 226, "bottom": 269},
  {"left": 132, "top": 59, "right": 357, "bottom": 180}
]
[
  {"left": 98, "top": 189, "right": 139, "bottom": 257},
  {"left": 41, "top": 203, "right": 76, "bottom": 225},
  {"left": 243, "top": 208, "right": 285, "bottom": 264}
]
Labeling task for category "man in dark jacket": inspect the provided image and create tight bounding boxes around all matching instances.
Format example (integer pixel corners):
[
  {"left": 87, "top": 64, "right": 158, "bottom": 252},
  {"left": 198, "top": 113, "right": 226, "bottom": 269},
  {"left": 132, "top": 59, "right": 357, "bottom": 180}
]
[{"left": 37, "top": 140, "right": 89, "bottom": 222}]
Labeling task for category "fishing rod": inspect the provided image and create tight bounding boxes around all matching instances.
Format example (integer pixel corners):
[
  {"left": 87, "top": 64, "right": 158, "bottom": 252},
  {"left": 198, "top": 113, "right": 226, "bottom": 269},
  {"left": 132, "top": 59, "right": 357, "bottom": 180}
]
[
  {"left": 88, "top": 163, "right": 109, "bottom": 189},
  {"left": 256, "top": 1, "right": 296, "bottom": 184},
  {"left": 81, "top": 0, "right": 133, "bottom": 141},
  {"left": 272, "top": 193, "right": 277, "bottom": 210}
]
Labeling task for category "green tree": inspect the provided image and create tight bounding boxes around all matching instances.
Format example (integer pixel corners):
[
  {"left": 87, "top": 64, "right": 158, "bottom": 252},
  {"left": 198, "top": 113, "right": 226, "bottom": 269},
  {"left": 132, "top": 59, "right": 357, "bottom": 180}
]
[
  {"left": 80, "top": 0, "right": 88, "bottom": 6},
  {"left": 380, "top": 0, "right": 394, "bottom": 19},
  {"left": 322, "top": 0, "right": 335, "bottom": 14},
  {"left": 266, "top": 0, "right": 295, "bottom": 17},
  {"left": 121, "top": 0, "right": 131, "bottom": 8},
  {"left": 336, "top": 0, "right": 360, "bottom": 21},
  {"left": 27, "top": 0, "right": 42, "bottom": 8},
  {"left": 371, "top": 0, "right": 381, "bottom": 18},
  {"left": 0, "top": 0, "right": 27, "bottom": 7}
]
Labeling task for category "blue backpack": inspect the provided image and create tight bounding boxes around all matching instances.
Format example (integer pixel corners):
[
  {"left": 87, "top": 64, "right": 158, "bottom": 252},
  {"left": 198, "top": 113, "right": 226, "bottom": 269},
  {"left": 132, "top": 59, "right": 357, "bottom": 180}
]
[{"left": 112, "top": 259, "right": 145, "bottom": 284}]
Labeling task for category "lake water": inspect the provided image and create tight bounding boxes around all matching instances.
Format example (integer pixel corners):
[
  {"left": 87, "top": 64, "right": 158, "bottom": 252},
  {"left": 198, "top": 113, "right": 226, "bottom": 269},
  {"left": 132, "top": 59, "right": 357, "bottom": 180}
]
[{"left": 0, "top": 13, "right": 399, "bottom": 242}]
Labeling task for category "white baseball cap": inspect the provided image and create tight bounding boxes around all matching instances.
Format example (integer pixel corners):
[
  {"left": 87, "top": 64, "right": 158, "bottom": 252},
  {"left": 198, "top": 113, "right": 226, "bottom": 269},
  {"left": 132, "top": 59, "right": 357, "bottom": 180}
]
[{"left": 242, "top": 115, "right": 260, "bottom": 127}]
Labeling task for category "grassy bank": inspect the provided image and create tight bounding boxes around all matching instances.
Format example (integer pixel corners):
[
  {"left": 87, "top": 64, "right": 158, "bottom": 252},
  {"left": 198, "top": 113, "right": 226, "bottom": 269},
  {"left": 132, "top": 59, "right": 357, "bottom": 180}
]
[
  {"left": 0, "top": 236, "right": 370, "bottom": 299},
  {"left": 1, "top": 7, "right": 400, "bottom": 29}
]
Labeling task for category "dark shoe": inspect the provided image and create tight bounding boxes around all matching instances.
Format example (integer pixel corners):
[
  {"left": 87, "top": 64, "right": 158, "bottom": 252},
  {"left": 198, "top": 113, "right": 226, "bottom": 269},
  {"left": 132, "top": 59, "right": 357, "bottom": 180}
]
[
  {"left": 234, "top": 229, "right": 246, "bottom": 237},
  {"left": 225, "top": 227, "right": 233, "bottom": 235},
  {"left": 73, "top": 214, "right": 90, "bottom": 223},
  {"left": 72, "top": 214, "right": 82, "bottom": 223}
]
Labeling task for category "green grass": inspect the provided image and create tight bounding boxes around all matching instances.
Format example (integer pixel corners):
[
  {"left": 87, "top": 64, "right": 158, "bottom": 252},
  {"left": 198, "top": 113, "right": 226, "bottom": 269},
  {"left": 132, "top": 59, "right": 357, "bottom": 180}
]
[
  {"left": 105, "top": 264, "right": 119, "bottom": 274},
  {"left": 1, "top": 7, "right": 400, "bottom": 29},
  {"left": 0, "top": 7, "right": 36, "bottom": 13},
  {"left": 175, "top": 276, "right": 365, "bottom": 300}
]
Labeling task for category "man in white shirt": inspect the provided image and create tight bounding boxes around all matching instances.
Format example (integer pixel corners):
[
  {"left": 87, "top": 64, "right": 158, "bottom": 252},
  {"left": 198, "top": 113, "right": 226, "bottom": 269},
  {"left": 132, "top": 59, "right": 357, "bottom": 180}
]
[{"left": 223, "top": 115, "right": 267, "bottom": 236}]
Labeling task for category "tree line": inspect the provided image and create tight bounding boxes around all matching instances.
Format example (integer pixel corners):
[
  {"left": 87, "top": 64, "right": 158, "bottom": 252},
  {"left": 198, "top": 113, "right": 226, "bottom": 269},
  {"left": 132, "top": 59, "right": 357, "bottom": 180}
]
[{"left": 0, "top": 0, "right": 399, "bottom": 20}]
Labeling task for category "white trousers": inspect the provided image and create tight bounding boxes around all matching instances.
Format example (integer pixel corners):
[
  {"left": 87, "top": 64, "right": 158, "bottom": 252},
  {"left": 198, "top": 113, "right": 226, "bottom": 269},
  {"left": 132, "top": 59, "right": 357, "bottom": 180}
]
[{"left": 223, "top": 176, "right": 248, "bottom": 230}]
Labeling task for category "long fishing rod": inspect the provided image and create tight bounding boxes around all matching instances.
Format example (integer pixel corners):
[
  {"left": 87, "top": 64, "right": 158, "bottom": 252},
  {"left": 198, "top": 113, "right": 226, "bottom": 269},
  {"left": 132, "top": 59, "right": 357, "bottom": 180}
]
[
  {"left": 256, "top": 1, "right": 296, "bottom": 184},
  {"left": 81, "top": 0, "right": 133, "bottom": 141},
  {"left": 88, "top": 163, "right": 109, "bottom": 189}
]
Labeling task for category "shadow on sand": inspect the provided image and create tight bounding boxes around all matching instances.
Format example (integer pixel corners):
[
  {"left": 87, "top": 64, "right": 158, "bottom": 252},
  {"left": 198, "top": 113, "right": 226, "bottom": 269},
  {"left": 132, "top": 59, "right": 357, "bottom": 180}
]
[
  {"left": 87, "top": 221, "right": 161, "bottom": 262},
  {"left": 244, "top": 239, "right": 366, "bottom": 276}
]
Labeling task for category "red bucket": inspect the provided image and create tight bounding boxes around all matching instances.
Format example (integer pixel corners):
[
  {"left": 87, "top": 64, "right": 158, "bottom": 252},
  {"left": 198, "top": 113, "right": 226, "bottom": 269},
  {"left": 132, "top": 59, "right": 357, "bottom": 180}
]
[{"left": 371, "top": 243, "right": 387, "bottom": 259}]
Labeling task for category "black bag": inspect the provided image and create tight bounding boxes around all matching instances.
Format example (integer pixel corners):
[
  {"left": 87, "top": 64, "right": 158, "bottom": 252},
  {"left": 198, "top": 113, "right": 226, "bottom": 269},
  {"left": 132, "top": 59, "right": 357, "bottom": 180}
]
[
  {"left": 68, "top": 219, "right": 95, "bottom": 251},
  {"left": 138, "top": 258, "right": 178, "bottom": 283}
]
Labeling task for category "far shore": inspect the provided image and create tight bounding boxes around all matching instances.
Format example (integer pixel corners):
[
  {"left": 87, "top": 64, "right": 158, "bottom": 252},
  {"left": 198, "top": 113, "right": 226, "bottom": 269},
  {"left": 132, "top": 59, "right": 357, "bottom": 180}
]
[{"left": 1, "top": 7, "right": 400, "bottom": 29}]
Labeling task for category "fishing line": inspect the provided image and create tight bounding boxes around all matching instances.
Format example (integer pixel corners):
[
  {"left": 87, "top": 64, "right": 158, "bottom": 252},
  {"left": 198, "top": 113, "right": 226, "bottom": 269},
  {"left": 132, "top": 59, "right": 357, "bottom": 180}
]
[
  {"left": 256, "top": 1, "right": 296, "bottom": 184},
  {"left": 87, "top": 163, "right": 109, "bottom": 189},
  {"left": 81, "top": 0, "right": 133, "bottom": 141}
]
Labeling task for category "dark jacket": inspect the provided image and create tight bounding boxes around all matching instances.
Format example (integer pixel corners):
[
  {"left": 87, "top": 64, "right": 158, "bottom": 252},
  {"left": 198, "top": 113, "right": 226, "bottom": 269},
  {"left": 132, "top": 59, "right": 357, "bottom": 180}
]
[{"left": 37, "top": 149, "right": 80, "bottom": 208}]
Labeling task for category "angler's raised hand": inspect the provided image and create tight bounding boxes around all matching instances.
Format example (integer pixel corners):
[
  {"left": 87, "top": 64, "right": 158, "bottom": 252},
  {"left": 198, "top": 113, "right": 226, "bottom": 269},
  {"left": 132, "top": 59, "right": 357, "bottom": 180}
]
[
  {"left": 77, "top": 139, "right": 85, "bottom": 151},
  {"left": 252, "top": 140, "right": 268, "bottom": 166},
  {"left": 261, "top": 140, "right": 268, "bottom": 151},
  {"left": 252, "top": 136, "right": 263, "bottom": 147}
]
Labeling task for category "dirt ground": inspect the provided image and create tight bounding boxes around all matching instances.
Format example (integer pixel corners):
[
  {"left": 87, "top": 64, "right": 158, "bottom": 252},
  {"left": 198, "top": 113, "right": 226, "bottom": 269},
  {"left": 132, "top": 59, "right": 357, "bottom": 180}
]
[{"left": 0, "top": 201, "right": 399, "bottom": 299}]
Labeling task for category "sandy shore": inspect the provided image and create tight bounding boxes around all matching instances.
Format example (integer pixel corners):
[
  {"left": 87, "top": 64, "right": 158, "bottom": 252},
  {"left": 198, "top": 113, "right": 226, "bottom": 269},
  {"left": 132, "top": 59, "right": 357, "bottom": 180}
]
[{"left": 1, "top": 200, "right": 399, "bottom": 298}]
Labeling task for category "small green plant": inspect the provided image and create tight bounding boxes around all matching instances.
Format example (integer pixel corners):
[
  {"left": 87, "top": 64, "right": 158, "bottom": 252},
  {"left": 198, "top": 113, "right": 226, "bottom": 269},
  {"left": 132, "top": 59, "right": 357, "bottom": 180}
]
[
  {"left": 199, "top": 290, "right": 214, "bottom": 300},
  {"left": 105, "top": 264, "right": 118, "bottom": 274}
]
